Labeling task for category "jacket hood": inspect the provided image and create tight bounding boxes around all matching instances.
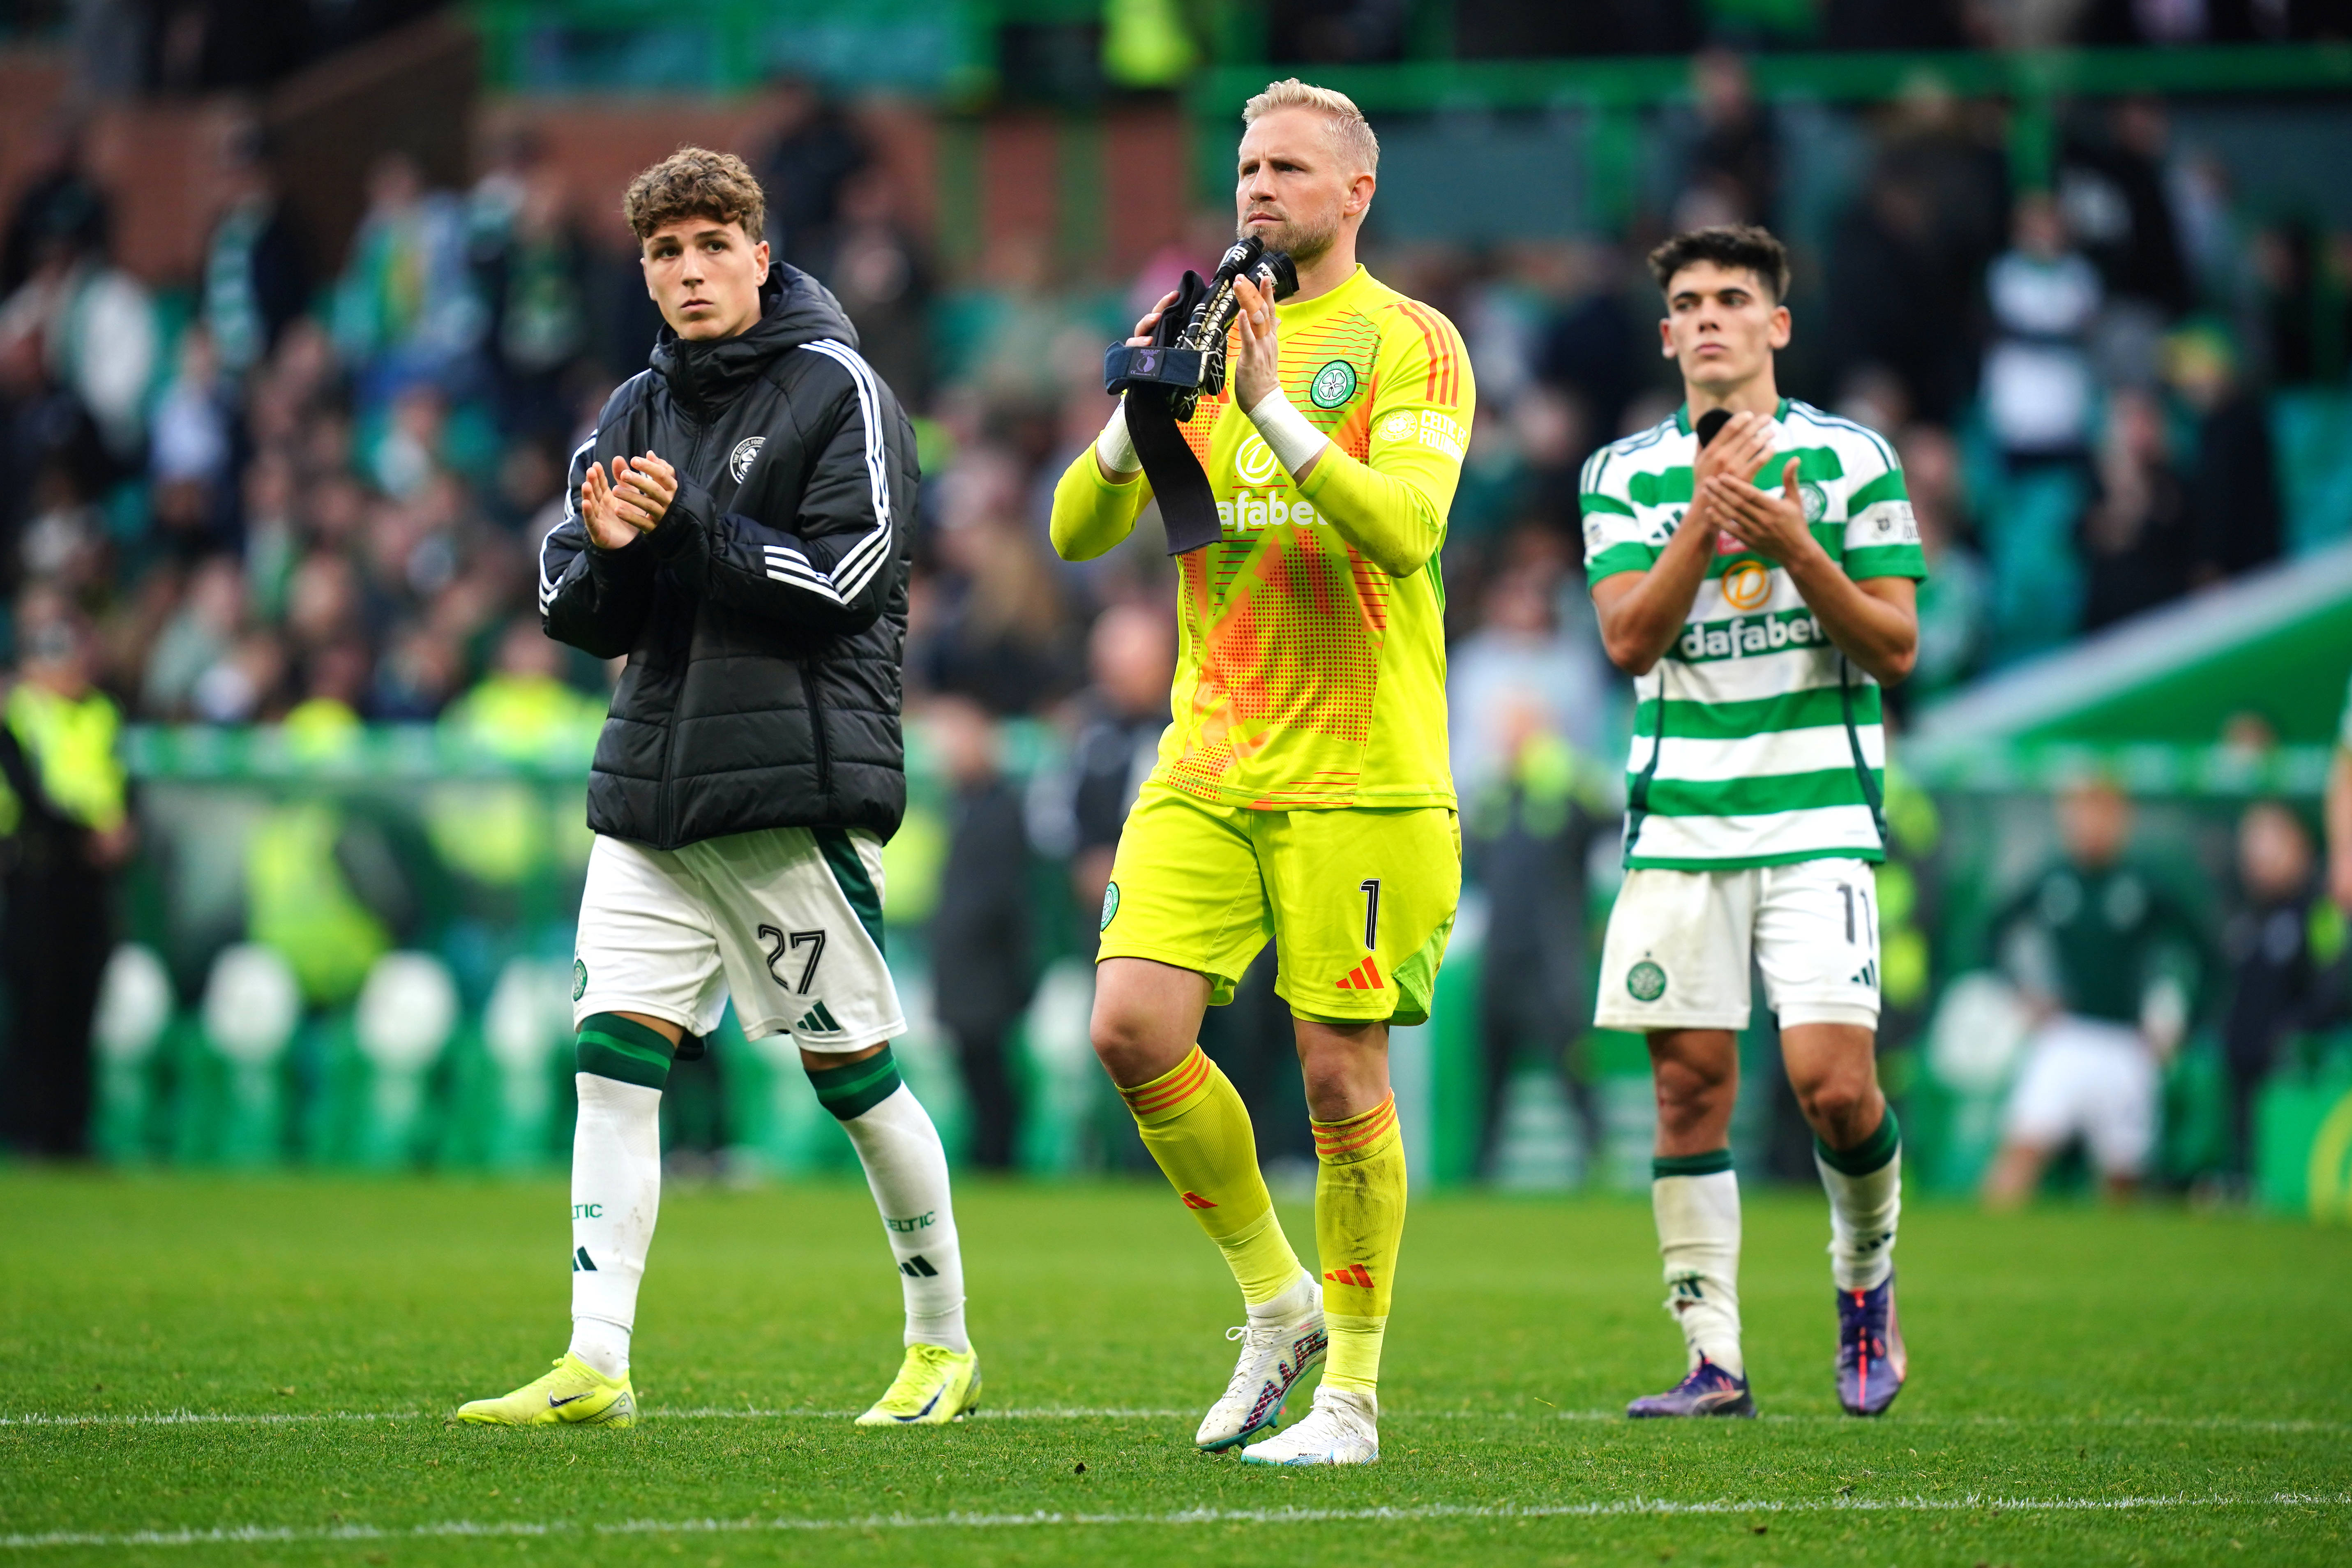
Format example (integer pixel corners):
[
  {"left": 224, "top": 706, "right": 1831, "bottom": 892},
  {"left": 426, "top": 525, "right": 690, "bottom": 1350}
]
[{"left": 649, "top": 264, "right": 858, "bottom": 410}]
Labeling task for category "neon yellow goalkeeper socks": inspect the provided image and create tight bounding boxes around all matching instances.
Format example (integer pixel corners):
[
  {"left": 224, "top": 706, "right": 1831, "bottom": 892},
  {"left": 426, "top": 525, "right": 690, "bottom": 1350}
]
[
  {"left": 1120, "top": 1045, "right": 1304, "bottom": 1307},
  {"left": 1313, "top": 1094, "right": 1406, "bottom": 1395}
]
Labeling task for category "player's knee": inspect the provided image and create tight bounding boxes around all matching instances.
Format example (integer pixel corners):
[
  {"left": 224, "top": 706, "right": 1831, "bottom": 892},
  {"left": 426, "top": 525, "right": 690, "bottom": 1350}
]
[
  {"left": 1087, "top": 1005, "right": 1139, "bottom": 1061},
  {"left": 1795, "top": 1072, "right": 1874, "bottom": 1139},
  {"left": 1087, "top": 998, "right": 1173, "bottom": 1082},
  {"left": 1651, "top": 1056, "right": 1734, "bottom": 1118},
  {"left": 1296, "top": 1056, "right": 1358, "bottom": 1124}
]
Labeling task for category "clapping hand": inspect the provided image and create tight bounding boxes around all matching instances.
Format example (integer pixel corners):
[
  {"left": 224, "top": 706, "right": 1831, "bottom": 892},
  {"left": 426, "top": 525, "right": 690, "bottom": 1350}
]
[
  {"left": 1125, "top": 289, "right": 1178, "bottom": 349},
  {"left": 581, "top": 453, "right": 679, "bottom": 551},
  {"left": 1687, "top": 410, "right": 1775, "bottom": 550},
  {"left": 1705, "top": 454, "right": 1814, "bottom": 565},
  {"left": 1229, "top": 273, "right": 1281, "bottom": 410}
]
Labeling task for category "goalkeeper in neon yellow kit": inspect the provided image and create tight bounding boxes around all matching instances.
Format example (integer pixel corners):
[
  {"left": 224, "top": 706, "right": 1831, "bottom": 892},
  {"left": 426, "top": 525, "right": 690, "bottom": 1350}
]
[{"left": 1049, "top": 78, "right": 1474, "bottom": 1466}]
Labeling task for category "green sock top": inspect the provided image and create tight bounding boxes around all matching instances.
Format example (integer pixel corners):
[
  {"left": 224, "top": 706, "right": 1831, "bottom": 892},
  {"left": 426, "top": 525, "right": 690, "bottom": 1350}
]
[
  {"left": 805, "top": 1045, "right": 902, "bottom": 1122},
  {"left": 1816, "top": 1106, "right": 1901, "bottom": 1177},
  {"left": 1653, "top": 1148, "right": 1734, "bottom": 1180},
  {"left": 575, "top": 1012, "right": 676, "bottom": 1090}
]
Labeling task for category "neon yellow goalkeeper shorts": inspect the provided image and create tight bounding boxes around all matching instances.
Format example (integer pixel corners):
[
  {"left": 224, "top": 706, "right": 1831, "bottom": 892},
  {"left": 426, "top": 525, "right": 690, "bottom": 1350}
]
[{"left": 1096, "top": 782, "right": 1462, "bottom": 1027}]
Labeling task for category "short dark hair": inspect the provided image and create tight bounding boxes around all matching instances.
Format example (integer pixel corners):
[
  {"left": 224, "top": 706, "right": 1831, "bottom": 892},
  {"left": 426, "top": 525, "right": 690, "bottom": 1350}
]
[
  {"left": 1647, "top": 225, "right": 1791, "bottom": 304},
  {"left": 623, "top": 146, "right": 766, "bottom": 245}
]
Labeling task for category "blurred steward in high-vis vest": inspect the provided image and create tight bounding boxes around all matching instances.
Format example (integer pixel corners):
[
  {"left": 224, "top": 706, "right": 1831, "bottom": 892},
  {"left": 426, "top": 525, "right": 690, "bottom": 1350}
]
[{"left": 0, "top": 609, "right": 130, "bottom": 1160}]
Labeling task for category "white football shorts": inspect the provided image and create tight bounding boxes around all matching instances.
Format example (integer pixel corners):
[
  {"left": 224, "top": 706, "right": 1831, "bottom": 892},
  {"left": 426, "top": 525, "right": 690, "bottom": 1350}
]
[
  {"left": 572, "top": 826, "right": 904, "bottom": 1052},
  {"left": 2000, "top": 1013, "right": 2158, "bottom": 1178},
  {"left": 1595, "top": 857, "right": 1883, "bottom": 1033}
]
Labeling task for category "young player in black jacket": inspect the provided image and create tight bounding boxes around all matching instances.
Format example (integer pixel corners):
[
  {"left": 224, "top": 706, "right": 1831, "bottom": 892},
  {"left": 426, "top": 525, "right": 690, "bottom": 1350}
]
[{"left": 460, "top": 148, "right": 979, "bottom": 1430}]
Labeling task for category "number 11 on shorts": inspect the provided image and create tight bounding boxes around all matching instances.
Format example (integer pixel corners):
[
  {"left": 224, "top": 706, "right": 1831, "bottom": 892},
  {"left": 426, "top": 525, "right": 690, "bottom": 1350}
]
[
  {"left": 1838, "top": 883, "right": 1875, "bottom": 951},
  {"left": 1360, "top": 878, "right": 1381, "bottom": 951}
]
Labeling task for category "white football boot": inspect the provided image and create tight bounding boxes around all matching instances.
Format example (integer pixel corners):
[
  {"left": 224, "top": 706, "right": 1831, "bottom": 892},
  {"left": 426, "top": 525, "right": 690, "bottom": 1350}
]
[
  {"left": 1195, "top": 1275, "right": 1326, "bottom": 1452},
  {"left": 1239, "top": 1384, "right": 1379, "bottom": 1465}
]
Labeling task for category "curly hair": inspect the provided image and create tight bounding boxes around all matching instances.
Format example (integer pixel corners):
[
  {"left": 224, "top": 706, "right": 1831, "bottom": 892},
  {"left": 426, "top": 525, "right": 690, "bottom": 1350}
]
[
  {"left": 623, "top": 146, "right": 767, "bottom": 244},
  {"left": 1646, "top": 224, "right": 1791, "bottom": 304}
]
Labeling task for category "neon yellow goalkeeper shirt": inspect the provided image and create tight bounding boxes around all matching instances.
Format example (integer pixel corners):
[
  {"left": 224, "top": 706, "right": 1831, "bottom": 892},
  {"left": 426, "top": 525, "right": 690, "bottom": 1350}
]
[{"left": 1051, "top": 264, "right": 1474, "bottom": 812}]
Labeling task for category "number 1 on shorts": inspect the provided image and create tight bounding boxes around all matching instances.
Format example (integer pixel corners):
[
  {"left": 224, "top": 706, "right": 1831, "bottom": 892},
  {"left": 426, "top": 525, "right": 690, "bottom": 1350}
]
[{"left": 1360, "top": 878, "right": 1381, "bottom": 952}]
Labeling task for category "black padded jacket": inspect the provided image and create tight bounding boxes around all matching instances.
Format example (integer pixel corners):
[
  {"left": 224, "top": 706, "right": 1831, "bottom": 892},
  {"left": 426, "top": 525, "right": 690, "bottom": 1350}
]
[{"left": 539, "top": 265, "right": 916, "bottom": 849}]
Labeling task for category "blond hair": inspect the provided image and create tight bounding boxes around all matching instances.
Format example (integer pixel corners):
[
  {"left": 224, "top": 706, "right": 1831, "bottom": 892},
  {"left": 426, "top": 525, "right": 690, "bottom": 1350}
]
[
  {"left": 623, "top": 146, "right": 766, "bottom": 244},
  {"left": 1242, "top": 78, "right": 1379, "bottom": 176}
]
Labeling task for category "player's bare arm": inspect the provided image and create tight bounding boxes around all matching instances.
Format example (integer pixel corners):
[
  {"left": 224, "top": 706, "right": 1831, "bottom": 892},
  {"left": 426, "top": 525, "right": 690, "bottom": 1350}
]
[
  {"left": 1704, "top": 463, "right": 1918, "bottom": 685},
  {"left": 1589, "top": 410, "right": 1774, "bottom": 674}
]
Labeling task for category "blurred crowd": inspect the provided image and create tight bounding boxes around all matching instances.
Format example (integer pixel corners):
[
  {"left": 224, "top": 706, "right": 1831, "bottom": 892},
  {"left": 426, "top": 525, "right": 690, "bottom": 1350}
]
[
  {"left": 1423, "top": 58, "right": 2324, "bottom": 699},
  {"left": 0, "top": 65, "right": 2335, "bottom": 747},
  {"left": 2, "top": 51, "right": 2350, "bottom": 1191},
  {"left": 1278, "top": 0, "right": 2352, "bottom": 59}
]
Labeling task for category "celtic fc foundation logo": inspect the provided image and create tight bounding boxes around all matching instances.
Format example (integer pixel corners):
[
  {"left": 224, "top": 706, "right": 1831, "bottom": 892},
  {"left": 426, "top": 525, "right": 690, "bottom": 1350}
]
[
  {"left": 1627, "top": 959, "right": 1668, "bottom": 1002},
  {"left": 573, "top": 958, "right": 588, "bottom": 1001},
  {"left": 1100, "top": 880, "right": 1121, "bottom": 933},
  {"left": 1310, "top": 359, "right": 1357, "bottom": 409},
  {"left": 729, "top": 436, "right": 765, "bottom": 482}
]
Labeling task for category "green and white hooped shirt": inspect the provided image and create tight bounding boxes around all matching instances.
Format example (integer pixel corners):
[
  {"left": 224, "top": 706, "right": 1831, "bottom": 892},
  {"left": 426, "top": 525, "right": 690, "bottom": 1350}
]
[{"left": 1580, "top": 399, "right": 1926, "bottom": 871}]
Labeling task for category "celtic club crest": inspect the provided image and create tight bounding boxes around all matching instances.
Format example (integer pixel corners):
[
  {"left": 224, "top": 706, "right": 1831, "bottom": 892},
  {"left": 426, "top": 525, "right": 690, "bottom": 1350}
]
[{"left": 1310, "top": 359, "right": 1357, "bottom": 409}]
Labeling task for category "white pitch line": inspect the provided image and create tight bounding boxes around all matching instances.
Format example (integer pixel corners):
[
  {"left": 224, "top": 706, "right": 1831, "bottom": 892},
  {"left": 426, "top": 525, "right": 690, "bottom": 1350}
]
[
  {"left": 0, "top": 1411, "right": 434, "bottom": 1430},
  {"left": 0, "top": 1407, "right": 1193, "bottom": 1430},
  {"left": 5, "top": 1491, "right": 2347, "bottom": 1551},
  {"left": 5, "top": 1406, "right": 2347, "bottom": 1434}
]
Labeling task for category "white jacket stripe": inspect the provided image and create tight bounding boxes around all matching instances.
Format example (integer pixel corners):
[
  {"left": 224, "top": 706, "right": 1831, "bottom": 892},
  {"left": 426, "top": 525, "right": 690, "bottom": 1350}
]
[
  {"left": 539, "top": 433, "right": 599, "bottom": 608},
  {"left": 754, "top": 339, "right": 891, "bottom": 604}
]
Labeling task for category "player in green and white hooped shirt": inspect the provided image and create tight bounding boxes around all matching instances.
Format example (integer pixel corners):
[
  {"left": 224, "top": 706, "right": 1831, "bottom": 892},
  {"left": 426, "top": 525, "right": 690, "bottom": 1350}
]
[{"left": 1583, "top": 226, "right": 1924, "bottom": 1419}]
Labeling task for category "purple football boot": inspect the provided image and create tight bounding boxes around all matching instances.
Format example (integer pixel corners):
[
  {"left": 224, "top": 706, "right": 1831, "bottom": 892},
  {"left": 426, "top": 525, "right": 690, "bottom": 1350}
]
[
  {"left": 1626, "top": 1358, "right": 1755, "bottom": 1418},
  {"left": 1836, "top": 1273, "right": 1907, "bottom": 1416}
]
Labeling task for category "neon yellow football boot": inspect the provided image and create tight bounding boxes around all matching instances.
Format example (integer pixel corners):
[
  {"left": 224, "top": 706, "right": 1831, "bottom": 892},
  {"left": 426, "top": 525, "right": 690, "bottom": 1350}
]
[
  {"left": 855, "top": 1342, "right": 982, "bottom": 1426},
  {"left": 455, "top": 1353, "right": 636, "bottom": 1428}
]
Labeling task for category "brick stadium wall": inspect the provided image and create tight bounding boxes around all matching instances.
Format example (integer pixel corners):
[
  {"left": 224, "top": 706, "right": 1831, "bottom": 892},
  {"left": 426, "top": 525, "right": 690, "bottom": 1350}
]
[
  {"left": 482, "top": 95, "right": 940, "bottom": 254},
  {"left": 0, "top": 18, "right": 475, "bottom": 288},
  {"left": 0, "top": 51, "right": 73, "bottom": 236},
  {"left": 0, "top": 38, "right": 1185, "bottom": 291},
  {"left": 0, "top": 50, "right": 246, "bottom": 286},
  {"left": 1101, "top": 101, "right": 1190, "bottom": 279}
]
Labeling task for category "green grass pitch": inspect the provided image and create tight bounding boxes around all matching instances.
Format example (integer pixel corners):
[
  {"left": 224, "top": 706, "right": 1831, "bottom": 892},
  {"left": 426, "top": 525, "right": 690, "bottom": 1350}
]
[{"left": 2, "top": 1171, "right": 2348, "bottom": 1566}]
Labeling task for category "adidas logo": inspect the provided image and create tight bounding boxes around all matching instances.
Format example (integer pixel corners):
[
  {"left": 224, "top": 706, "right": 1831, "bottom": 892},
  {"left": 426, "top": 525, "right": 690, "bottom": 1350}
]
[
  {"left": 796, "top": 1001, "right": 843, "bottom": 1034},
  {"left": 1181, "top": 1191, "right": 1218, "bottom": 1210},
  {"left": 899, "top": 1255, "right": 938, "bottom": 1278},
  {"left": 1323, "top": 1264, "right": 1374, "bottom": 1289},
  {"left": 1334, "top": 957, "right": 1386, "bottom": 992},
  {"left": 572, "top": 1246, "right": 597, "bottom": 1273}
]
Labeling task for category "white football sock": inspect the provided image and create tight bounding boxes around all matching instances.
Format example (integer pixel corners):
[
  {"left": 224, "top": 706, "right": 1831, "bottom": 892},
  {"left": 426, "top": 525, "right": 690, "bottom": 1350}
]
[
  {"left": 567, "top": 1072, "right": 663, "bottom": 1379},
  {"left": 1246, "top": 1263, "right": 1318, "bottom": 1327},
  {"left": 838, "top": 1084, "right": 969, "bottom": 1353},
  {"left": 1817, "top": 1143, "right": 1902, "bottom": 1291},
  {"left": 568, "top": 1317, "right": 630, "bottom": 1381},
  {"left": 1654, "top": 1168, "right": 1743, "bottom": 1377}
]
